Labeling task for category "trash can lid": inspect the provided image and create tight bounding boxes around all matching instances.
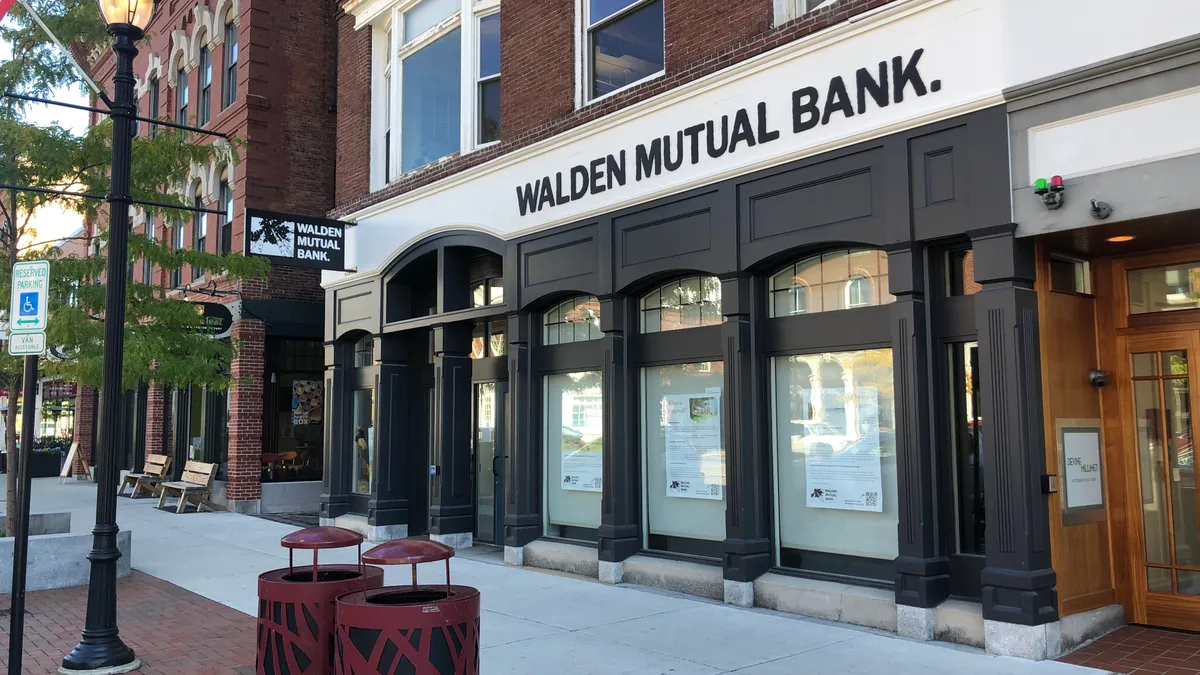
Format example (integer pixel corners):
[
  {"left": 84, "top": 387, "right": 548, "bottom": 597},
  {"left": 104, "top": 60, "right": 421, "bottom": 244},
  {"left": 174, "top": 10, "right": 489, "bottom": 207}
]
[
  {"left": 280, "top": 526, "right": 364, "bottom": 550},
  {"left": 361, "top": 539, "right": 455, "bottom": 565}
]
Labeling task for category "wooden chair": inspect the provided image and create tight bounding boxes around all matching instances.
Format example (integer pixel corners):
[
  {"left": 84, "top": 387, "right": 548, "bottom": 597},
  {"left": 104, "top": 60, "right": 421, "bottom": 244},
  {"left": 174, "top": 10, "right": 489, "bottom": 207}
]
[
  {"left": 118, "top": 454, "right": 172, "bottom": 498},
  {"left": 157, "top": 460, "right": 219, "bottom": 514}
]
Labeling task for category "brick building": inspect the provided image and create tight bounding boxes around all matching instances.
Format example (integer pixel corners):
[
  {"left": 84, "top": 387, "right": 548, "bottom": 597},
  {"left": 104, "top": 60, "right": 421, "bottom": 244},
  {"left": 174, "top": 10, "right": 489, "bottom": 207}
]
[
  {"left": 317, "top": 0, "right": 1200, "bottom": 661},
  {"left": 83, "top": 0, "right": 339, "bottom": 513}
]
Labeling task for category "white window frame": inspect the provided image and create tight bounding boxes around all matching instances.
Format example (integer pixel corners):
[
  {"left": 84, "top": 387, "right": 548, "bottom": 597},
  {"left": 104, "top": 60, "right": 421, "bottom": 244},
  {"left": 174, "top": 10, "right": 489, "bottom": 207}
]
[
  {"left": 469, "top": 5, "right": 501, "bottom": 149},
  {"left": 772, "top": 0, "right": 838, "bottom": 27},
  {"left": 845, "top": 275, "right": 872, "bottom": 309},
  {"left": 370, "top": 0, "right": 502, "bottom": 190},
  {"left": 574, "top": 0, "right": 666, "bottom": 108}
]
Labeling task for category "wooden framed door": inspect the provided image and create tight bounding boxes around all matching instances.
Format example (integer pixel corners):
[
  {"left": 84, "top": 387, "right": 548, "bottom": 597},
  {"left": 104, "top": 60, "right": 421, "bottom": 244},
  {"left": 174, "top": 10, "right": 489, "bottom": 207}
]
[{"left": 1118, "top": 330, "right": 1200, "bottom": 630}]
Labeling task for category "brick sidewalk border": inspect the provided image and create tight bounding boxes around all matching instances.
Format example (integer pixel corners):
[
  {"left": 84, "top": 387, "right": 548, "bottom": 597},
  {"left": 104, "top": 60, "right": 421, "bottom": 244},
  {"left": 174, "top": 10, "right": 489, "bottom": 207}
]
[{"left": 1, "top": 571, "right": 256, "bottom": 675}]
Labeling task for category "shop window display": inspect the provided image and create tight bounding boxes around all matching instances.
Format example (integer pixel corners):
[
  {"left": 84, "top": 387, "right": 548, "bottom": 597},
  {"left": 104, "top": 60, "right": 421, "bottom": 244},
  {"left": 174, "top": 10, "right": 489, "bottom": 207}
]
[
  {"left": 642, "top": 361, "right": 726, "bottom": 555},
  {"left": 544, "top": 371, "right": 603, "bottom": 540},
  {"left": 771, "top": 349, "right": 898, "bottom": 578}
]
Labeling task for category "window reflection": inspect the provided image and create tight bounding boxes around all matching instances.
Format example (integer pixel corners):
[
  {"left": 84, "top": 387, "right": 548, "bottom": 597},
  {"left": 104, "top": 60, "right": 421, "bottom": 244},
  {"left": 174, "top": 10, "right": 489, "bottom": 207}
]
[
  {"left": 950, "top": 342, "right": 985, "bottom": 555},
  {"left": 769, "top": 249, "right": 893, "bottom": 317},
  {"left": 351, "top": 389, "right": 374, "bottom": 494},
  {"left": 1128, "top": 263, "right": 1200, "bottom": 314},
  {"left": 641, "top": 276, "right": 721, "bottom": 333},
  {"left": 544, "top": 295, "right": 602, "bottom": 345}
]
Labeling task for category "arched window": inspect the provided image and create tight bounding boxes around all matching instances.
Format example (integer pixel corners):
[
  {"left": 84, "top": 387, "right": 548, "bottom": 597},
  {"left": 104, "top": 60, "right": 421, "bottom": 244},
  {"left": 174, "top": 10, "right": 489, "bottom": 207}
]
[
  {"left": 353, "top": 335, "right": 374, "bottom": 368},
  {"left": 846, "top": 275, "right": 871, "bottom": 308},
  {"left": 544, "top": 295, "right": 601, "bottom": 345},
  {"left": 768, "top": 249, "right": 894, "bottom": 317},
  {"left": 640, "top": 275, "right": 721, "bottom": 333}
]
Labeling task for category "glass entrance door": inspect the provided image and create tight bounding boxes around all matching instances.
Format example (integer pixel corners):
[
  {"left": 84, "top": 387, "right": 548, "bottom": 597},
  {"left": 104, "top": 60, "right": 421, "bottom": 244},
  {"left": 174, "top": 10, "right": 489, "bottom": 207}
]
[
  {"left": 473, "top": 381, "right": 507, "bottom": 544},
  {"left": 1123, "top": 331, "right": 1200, "bottom": 630}
]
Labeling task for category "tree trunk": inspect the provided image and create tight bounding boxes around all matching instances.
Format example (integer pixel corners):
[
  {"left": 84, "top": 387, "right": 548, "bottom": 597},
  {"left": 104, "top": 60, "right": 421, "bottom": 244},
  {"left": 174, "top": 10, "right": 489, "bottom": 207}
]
[{"left": 5, "top": 372, "right": 21, "bottom": 535}]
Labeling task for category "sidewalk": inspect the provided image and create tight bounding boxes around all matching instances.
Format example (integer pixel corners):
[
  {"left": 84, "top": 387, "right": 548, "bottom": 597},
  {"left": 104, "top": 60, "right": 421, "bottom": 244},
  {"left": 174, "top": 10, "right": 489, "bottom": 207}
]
[{"left": 3, "top": 476, "right": 1107, "bottom": 675}]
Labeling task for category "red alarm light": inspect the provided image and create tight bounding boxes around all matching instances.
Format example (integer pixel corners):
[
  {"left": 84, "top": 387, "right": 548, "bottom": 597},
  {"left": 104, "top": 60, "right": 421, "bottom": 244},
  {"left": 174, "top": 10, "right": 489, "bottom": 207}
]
[{"left": 1049, "top": 175, "right": 1064, "bottom": 192}]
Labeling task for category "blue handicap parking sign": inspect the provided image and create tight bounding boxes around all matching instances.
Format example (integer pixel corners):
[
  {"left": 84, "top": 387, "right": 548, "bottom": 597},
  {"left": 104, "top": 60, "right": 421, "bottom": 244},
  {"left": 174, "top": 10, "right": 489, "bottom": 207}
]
[{"left": 18, "top": 292, "right": 37, "bottom": 317}]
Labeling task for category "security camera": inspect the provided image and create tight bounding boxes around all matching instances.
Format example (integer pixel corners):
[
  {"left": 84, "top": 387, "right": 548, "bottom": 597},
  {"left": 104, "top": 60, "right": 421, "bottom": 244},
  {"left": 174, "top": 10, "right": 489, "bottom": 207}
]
[{"left": 1089, "top": 369, "right": 1107, "bottom": 388}]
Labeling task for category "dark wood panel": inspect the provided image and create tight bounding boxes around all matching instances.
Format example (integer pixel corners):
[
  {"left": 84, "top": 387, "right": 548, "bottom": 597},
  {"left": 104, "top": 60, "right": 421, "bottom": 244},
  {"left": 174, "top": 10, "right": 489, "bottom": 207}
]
[
  {"left": 621, "top": 207, "right": 712, "bottom": 266},
  {"left": 522, "top": 227, "right": 599, "bottom": 288},
  {"left": 747, "top": 169, "right": 873, "bottom": 241}
]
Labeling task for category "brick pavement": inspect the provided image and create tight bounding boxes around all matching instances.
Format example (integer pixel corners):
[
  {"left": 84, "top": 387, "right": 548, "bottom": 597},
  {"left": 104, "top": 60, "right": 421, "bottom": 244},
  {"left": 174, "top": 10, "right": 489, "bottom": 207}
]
[
  {"left": 0, "top": 572, "right": 256, "bottom": 675},
  {"left": 1059, "top": 625, "right": 1200, "bottom": 675}
]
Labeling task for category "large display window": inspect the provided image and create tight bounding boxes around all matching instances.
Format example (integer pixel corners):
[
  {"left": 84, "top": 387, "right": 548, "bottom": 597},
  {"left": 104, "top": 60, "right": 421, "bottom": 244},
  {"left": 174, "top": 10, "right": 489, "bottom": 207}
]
[
  {"left": 771, "top": 349, "right": 898, "bottom": 579},
  {"left": 544, "top": 371, "right": 604, "bottom": 540},
  {"left": 642, "top": 361, "right": 726, "bottom": 556}
]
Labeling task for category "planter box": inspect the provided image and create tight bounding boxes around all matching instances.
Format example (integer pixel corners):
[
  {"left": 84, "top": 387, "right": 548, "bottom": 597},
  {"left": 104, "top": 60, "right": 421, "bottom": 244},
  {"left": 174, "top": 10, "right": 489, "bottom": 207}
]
[
  {"left": 0, "top": 530, "right": 132, "bottom": 593},
  {"left": 0, "top": 451, "right": 65, "bottom": 478}
]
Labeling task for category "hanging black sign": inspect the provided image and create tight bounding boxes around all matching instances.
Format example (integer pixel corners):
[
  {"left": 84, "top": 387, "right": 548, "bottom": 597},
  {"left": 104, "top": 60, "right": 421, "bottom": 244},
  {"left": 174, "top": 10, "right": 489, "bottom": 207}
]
[
  {"left": 245, "top": 208, "right": 349, "bottom": 271},
  {"left": 195, "top": 302, "right": 234, "bottom": 339}
]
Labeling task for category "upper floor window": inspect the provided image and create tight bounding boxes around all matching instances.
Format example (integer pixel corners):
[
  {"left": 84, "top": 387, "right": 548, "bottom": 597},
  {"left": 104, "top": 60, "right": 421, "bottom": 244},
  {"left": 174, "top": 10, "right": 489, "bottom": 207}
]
[
  {"left": 219, "top": 181, "right": 233, "bottom": 254},
  {"left": 774, "top": 0, "right": 837, "bottom": 26},
  {"left": 586, "top": 0, "right": 664, "bottom": 101},
  {"left": 373, "top": 0, "right": 502, "bottom": 186},
  {"left": 768, "top": 249, "right": 894, "bottom": 318},
  {"left": 641, "top": 276, "right": 721, "bottom": 333},
  {"left": 222, "top": 18, "right": 238, "bottom": 109},
  {"left": 401, "top": 25, "right": 461, "bottom": 173},
  {"left": 477, "top": 12, "right": 500, "bottom": 144},
  {"left": 148, "top": 75, "right": 159, "bottom": 136},
  {"left": 544, "top": 295, "right": 601, "bottom": 345},
  {"left": 170, "top": 217, "right": 184, "bottom": 288},
  {"left": 471, "top": 276, "right": 504, "bottom": 307},
  {"left": 142, "top": 223, "right": 154, "bottom": 285},
  {"left": 198, "top": 46, "right": 212, "bottom": 126},
  {"left": 193, "top": 195, "right": 207, "bottom": 280},
  {"left": 176, "top": 65, "right": 188, "bottom": 125}
]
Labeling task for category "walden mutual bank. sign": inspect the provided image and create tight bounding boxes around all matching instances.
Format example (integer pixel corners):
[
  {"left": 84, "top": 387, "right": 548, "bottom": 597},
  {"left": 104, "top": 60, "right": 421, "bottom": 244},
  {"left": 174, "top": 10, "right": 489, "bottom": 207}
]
[{"left": 515, "top": 49, "right": 941, "bottom": 217}]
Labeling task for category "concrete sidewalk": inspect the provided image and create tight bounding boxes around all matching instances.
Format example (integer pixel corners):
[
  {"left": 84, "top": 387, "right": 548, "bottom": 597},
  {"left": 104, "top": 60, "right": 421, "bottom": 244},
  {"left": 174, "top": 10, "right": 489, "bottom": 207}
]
[{"left": 4, "top": 476, "right": 1108, "bottom": 675}]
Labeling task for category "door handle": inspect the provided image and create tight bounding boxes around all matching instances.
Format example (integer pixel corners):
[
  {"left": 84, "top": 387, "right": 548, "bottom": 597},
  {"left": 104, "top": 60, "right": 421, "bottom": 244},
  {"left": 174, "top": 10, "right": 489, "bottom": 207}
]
[{"left": 493, "top": 455, "right": 502, "bottom": 476}]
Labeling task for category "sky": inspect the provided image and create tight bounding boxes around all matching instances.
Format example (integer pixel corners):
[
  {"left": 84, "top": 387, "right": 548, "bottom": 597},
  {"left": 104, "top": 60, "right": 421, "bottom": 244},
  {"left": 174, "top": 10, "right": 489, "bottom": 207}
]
[{"left": 1, "top": 32, "right": 91, "bottom": 249}]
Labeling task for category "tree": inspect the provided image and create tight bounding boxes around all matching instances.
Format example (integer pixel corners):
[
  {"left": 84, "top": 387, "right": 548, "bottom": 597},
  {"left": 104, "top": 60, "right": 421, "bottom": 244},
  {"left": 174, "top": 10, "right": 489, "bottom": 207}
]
[{"left": 1, "top": 0, "right": 269, "bottom": 533}]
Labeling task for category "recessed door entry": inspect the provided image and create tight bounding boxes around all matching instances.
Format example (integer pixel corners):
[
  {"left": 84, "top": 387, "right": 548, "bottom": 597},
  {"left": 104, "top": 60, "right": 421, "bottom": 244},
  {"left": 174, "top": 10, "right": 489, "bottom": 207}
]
[
  {"left": 474, "top": 381, "right": 507, "bottom": 544},
  {"left": 1121, "top": 331, "right": 1200, "bottom": 630}
]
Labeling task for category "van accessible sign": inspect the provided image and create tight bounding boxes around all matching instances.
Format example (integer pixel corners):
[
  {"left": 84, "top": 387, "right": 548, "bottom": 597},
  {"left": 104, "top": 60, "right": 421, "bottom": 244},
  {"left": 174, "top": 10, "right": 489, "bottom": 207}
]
[
  {"left": 245, "top": 208, "right": 349, "bottom": 271},
  {"left": 515, "top": 49, "right": 941, "bottom": 217}
]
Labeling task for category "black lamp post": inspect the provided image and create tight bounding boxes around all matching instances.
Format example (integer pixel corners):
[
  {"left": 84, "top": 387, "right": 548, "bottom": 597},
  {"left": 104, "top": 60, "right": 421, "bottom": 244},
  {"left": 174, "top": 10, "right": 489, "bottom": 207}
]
[{"left": 60, "top": 1, "right": 152, "bottom": 672}]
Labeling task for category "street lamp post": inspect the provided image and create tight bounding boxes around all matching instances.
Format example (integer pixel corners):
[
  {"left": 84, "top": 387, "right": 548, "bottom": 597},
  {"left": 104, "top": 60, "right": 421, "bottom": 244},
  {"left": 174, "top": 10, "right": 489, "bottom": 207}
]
[{"left": 60, "top": 1, "right": 153, "bottom": 672}]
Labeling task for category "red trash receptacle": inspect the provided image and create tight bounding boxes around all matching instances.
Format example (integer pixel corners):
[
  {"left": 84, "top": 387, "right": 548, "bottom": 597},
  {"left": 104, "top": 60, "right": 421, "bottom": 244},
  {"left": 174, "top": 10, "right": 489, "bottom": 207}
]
[
  {"left": 335, "top": 539, "right": 480, "bottom": 675},
  {"left": 257, "top": 526, "right": 384, "bottom": 675}
]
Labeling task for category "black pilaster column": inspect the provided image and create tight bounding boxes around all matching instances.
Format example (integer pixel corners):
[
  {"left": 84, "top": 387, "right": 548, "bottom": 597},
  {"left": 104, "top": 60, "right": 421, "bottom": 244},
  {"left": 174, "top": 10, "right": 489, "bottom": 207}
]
[
  {"left": 889, "top": 245, "right": 951, "bottom": 608},
  {"left": 321, "top": 342, "right": 350, "bottom": 520},
  {"left": 372, "top": 336, "right": 411, "bottom": 528},
  {"left": 971, "top": 225, "right": 1057, "bottom": 626},
  {"left": 720, "top": 274, "right": 771, "bottom": 583},
  {"left": 504, "top": 311, "right": 541, "bottom": 548},
  {"left": 598, "top": 295, "right": 640, "bottom": 563},
  {"left": 429, "top": 323, "right": 475, "bottom": 536}
]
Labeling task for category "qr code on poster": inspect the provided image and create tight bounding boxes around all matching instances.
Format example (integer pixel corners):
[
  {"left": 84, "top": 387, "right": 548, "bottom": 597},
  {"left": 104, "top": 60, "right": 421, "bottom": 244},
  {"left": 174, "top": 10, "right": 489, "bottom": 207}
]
[{"left": 864, "top": 492, "right": 879, "bottom": 508}]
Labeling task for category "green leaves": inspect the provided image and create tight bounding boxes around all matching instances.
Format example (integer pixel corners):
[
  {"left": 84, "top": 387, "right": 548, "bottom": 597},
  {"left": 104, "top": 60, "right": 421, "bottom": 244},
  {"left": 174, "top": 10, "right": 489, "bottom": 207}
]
[{"left": 1, "top": 1, "right": 263, "bottom": 392}]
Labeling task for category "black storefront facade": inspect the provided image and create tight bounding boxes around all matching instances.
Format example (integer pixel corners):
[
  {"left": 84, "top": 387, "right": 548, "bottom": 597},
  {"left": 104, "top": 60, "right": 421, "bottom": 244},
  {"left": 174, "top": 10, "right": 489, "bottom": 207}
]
[{"left": 321, "top": 105, "right": 1067, "bottom": 655}]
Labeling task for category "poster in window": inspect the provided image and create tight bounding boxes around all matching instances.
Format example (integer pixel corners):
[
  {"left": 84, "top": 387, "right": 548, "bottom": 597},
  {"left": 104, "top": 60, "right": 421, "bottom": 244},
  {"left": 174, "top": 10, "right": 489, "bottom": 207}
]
[
  {"left": 664, "top": 393, "right": 724, "bottom": 500},
  {"left": 292, "top": 379, "right": 324, "bottom": 426},
  {"left": 561, "top": 388, "right": 603, "bottom": 492},
  {"left": 805, "top": 388, "right": 884, "bottom": 512}
]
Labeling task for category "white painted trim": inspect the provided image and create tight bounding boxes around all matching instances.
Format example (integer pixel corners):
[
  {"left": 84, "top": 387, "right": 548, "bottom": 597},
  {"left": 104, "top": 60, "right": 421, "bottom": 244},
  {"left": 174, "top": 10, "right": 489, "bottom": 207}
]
[
  {"left": 341, "top": 0, "right": 952, "bottom": 224},
  {"left": 583, "top": 69, "right": 666, "bottom": 108},
  {"left": 188, "top": 4, "right": 218, "bottom": 67},
  {"left": 212, "top": 0, "right": 241, "bottom": 33},
  {"left": 167, "top": 30, "right": 191, "bottom": 85},
  {"left": 576, "top": 0, "right": 665, "bottom": 108}
]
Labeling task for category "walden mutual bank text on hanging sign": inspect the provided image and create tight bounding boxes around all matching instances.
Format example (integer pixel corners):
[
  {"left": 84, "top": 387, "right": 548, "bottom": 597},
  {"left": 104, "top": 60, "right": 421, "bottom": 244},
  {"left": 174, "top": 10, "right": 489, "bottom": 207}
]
[
  {"left": 245, "top": 208, "right": 350, "bottom": 271},
  {"left": 515, "top": 49, "right": 940, "bottom": 217}
]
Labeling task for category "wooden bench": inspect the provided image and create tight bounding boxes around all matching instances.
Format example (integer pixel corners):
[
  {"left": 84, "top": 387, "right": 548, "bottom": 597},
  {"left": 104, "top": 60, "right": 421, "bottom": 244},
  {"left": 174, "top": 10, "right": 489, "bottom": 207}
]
[
  {"left": 157, "top": 460, "right": 219, "bottom": 513},
  {"left": 118, "top": 454, "right": 172, "bottom": 498}
]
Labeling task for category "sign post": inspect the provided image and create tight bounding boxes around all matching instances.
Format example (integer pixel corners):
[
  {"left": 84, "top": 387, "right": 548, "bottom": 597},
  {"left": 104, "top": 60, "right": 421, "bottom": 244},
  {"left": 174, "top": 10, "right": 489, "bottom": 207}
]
[{"left": 7, "top": 260, "right": 47, "bottom": 675}]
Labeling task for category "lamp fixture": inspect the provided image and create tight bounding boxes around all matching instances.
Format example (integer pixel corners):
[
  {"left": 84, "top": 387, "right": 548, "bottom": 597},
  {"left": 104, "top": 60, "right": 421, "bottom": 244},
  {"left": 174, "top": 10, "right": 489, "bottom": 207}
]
[
  {"left": 97, "top": 0, "right": 154, "bottom": 30},
  {"left": 1106, "top": 235, "right": 1135, "bottom": 243},
  {"left": 1033, "top": 175, "right": 1065, "bottom": 210}
]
